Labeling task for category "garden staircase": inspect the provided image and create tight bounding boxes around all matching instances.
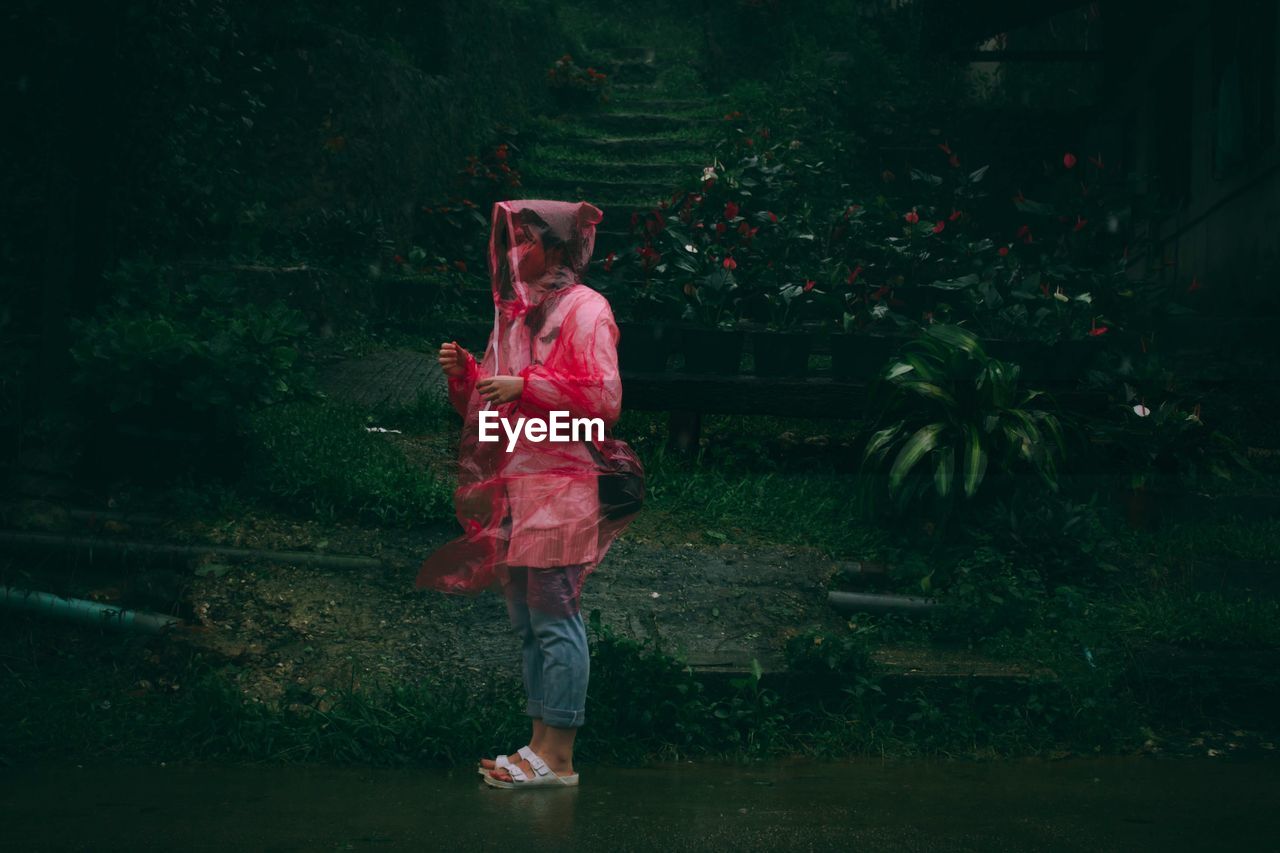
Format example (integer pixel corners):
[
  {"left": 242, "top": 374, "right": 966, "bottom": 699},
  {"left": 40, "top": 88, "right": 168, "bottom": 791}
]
[{"left": 516, "top": 46, "right": 726, "bottom": 257}]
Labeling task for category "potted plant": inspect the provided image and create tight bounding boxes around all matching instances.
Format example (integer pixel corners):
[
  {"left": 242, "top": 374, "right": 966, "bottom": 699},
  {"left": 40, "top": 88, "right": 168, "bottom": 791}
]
[{"left": 856, "top": 323, "right": 1068, "bottom": 530}]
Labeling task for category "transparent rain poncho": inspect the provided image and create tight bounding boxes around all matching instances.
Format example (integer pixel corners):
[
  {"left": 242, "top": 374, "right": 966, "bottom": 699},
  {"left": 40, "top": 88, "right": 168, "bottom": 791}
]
[{"left": 416, "top": 199, "right": 644, "bottom": 615}]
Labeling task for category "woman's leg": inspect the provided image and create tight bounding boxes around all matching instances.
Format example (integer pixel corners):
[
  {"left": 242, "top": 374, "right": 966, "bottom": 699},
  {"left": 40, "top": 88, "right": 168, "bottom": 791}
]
[
  {"left": 490, "top": 564, "right": 588, "bottom": 780},
  {"left": 502, "top": 566, "right": 544, "bottom": 722}
]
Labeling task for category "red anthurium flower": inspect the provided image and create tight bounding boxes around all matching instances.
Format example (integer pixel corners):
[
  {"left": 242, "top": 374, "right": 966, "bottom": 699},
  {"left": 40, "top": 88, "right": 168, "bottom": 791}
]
[
  {"left": 803, "top": 280, "right": 816, "bottom": 292},
  {"left": 453, "top": 260, "right": 467, "bottom": 272},
  {"left": 394, "top": 254, "right": 405, "bottom": 264},
  {"left": 745, "top": 137, "right": 754, "bottom": 147},
  {"left": 1039, "top": 282, "right": 1051, "bottom": 297},
  {"left": 998, "top": 246, "right": 1009, "bottom": 256},
  {"left": 938, "top": 142, "right": 952, "bottom": 155},
  {"left": 871, "top": 285, "right": 891, "bottom": 301},
  {"left": 723, "top": 256, "right": 737, "bottom": 270},
  {"left": 604, "top": 251, "right": 616, "bottom": 272},
  {"left": 846, "top": 265, "right": 863, "bottom": 284},
  {"left": 703, "top": 178, "right": 716, "bottom": 191},
  {"left": 949, "top": 154, "right": 960, "bottom": 168},
  {"left": 904, "top": 209, "right": 920, "bottom": 224},
  {"left": 715, "top": 222, "right": 727, "bottom": 236},
  {"left": 1088, "top": 325, "right": 1109, "bottom": 336},
  {"left": 724, "top": 201, "right": 740, "bottom": 220},
  {"left": 1188, "top": 276, "right": 1202, "bottom": 293},
  {"left": 949, "top": 209, "right": 962, "bottom": 222},
  {"left": 738, "top": 220, "right": 751, "bottom": 235},
  {"left": 932, "top": 220, "right": 945, "bottom": 234},
  {"left": 495, "top": 144, "right": 509, "bottom": 161},
  {"left": 1074, "top": 215, "right": 1088, "bottom": 232},
  {"left": 1089, "top": 153, "right": 1104, "bottom": 169},
  {"left": 1063, "top": 152, "right": 1077, "bottom": 168},
  {"left": 767, "top": 210, "right": 778, "bottom": 223}
]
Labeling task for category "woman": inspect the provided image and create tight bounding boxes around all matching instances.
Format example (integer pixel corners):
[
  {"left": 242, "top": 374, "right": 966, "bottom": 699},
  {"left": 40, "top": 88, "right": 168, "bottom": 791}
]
[{"left": 418, "top": 199, "right": 643, "bottom": 789}]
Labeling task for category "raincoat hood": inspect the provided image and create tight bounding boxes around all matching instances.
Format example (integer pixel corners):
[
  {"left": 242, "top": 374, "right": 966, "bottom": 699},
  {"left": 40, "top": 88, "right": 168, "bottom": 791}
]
[{"left": 489, "top": 199, "right": 605, "bottom": 317}]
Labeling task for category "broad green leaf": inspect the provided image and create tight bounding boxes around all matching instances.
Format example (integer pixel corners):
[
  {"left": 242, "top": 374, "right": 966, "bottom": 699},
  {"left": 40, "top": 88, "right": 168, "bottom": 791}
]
[
  {"left": 934, "top": 444, "right": 955, "bottom": 498},
  {"left": 863, "top": 420, "right": 905, "bottom": 463},
  {"left": 889, "top": 422, "right": 945, "bottom": 493},
  {"left": 962, "top": 423, "right": 988, "bottom": 497}
]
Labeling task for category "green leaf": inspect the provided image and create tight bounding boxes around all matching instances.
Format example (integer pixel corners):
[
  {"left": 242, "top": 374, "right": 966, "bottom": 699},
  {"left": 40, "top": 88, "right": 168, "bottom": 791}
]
[
  {"left": 923, "top": 324, "right": 983, "bottom": 357},
  {"left": 862, "top": 420, "right": 905, "bottom": 463},
  {"left": 889, "top": 422, "right": 945, "bottom": 493},
  {"left": 925, "top": 274, "right": 980, "bottom": 291},
  {"left": 934, "top": 444, "right": 955, "bottom": 498},
  {"left": 962, "top": 423, "right": 988, "bottom": 497},
  {"left": 968, "top": 165, "right": 990, "bottom": 183}
]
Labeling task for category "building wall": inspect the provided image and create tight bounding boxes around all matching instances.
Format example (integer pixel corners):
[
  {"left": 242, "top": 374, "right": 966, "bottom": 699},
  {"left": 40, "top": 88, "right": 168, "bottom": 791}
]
[{"left": 1113, "top": 1, "right": 1280, "bottom": 312}]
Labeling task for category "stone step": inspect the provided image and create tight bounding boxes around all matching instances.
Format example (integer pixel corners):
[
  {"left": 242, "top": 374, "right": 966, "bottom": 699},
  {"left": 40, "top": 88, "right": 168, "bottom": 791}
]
[
  {"left": 607, "top": 98, "right": 718, "bottom": 113},
  {"left": 525, "top": 174, "right": 688, "bottom": 195},
  {"left": 602, "top": 59, "right": 658, "bottom": 84},
  {"left": 597, "top": 46, "right": 655, "bottom": 63},
  {"left": 572, "top": 136, "right": 713, "bottom": 155},
  {"left": 528, "top": 161, "right": 693, "bottom": 182},
  {"left": 588, "top": 111, "right": 716, "bottom": 132}
]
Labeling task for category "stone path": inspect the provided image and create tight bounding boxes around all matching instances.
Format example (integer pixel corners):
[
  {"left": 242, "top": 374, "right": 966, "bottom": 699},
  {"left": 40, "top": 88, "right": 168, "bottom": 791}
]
[{"left": 317, "top": 348, "right": 445, "bottom": 410}]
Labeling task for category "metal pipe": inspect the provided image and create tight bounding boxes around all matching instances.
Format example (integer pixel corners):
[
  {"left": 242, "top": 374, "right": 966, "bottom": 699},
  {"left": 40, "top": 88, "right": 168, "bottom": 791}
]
[
  {"left": 828, "top": 590, "right": 942, "bottom": 615},
  {"left": 1, "top": 586, "right": 182, "bottom": 633}
]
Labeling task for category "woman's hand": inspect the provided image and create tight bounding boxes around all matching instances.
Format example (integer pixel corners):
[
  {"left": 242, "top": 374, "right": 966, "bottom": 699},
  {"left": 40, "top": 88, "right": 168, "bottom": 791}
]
[
  {"left": 476, "top": 375, "right": 524, "bottom": 404},
  {"left": 438, "top": 341, "right": 471, "bottom": 378}
]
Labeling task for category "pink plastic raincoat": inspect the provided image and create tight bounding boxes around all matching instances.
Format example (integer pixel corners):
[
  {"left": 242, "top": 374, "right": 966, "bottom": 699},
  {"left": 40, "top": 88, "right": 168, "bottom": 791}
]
[{"left": 415, "top": 199, "right": 644, "bottom": 610}]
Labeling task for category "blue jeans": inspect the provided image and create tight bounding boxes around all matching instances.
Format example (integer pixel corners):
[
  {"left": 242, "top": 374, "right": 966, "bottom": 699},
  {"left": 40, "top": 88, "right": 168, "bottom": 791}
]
[{"left": 503, "top": 565, "right": 590, "bottom": 729}]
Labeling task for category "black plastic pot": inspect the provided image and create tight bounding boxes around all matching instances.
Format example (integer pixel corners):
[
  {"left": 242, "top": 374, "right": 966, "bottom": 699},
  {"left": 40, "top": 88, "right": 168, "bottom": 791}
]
[
  {"left": 752, "top": 331, "right": 813, "bottom": 377},
  {"left": 681, "top": 328, "right": 745, "bottom": 375},
  {"left": 617, "top": 321, "right": 673, "bottom": 373},
  {"left": 830, "top": 333, "right": 905, "bottom": 380}
]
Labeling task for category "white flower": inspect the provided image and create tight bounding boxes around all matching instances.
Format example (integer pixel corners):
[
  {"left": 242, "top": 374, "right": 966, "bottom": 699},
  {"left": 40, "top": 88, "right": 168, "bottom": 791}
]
[
  {"left": 649, "top": 591, "right": 661, "bottom": 599},
  {"left": 1053, "top": 286, "right": 1069, "bottom": 303},
  {"left": 702, "top": 166, "right": 717, "bottom": 181},
  {"left": 685, "top": 243, "right": 698, "bottom": 254},
  {"left": 789, "top": 140, "right": 802, "bottom": 149},
  {"left": 871, "top": 303, "right": 889, "bottom": 319},
  {"left": 1133, "top": 404, "right": 1151, "bottom": 417},
  {"left": 1074, "top": 292, "right": 1092, "bottom": 304}
]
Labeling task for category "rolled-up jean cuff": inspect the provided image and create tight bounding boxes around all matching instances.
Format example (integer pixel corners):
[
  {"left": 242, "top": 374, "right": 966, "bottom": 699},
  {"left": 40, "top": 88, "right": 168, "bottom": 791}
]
[
  {"left": 541, "top": 703, "right": 586, "bottom": 728},
  {"left": 525, "top": 699, "right": 543, "bottom": 718}
]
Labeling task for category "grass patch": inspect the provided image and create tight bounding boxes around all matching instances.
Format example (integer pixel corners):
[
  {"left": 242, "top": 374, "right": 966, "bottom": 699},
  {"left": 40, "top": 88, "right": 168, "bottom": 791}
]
[{"left": 240, "top": 398, "right": 454, "bottom": 527}]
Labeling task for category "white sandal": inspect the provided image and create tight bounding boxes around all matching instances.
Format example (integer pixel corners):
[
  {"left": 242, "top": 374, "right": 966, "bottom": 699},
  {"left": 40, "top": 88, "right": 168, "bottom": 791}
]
[
  {"left": 476, "top": 746, "right": 525, "bottom": 777},
  {"left": 482, "top": 746, "right": 579, "bottom": 789}
]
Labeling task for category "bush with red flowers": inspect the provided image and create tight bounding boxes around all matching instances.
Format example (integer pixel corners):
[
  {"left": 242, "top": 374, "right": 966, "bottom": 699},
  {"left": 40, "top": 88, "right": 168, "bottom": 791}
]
[{"left": 546, "top": 53, "right": 611, "bottom": 107}]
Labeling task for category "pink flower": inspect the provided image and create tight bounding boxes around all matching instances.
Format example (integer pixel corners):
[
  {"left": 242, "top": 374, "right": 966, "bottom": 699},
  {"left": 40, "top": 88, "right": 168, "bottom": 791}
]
[
  {"left": 1063, "top": 152, "right": 1077, "bottom": 169},
  {"left": 724, "top": 201, "right": 740, "bottom": 220},
  {"left": 998, "top": 246, "right": 1009, "bottom": 257},
  {"left": 932, "top": 220, "right": 945, "bottom": 234},
  {"left": 1088, "top": 325, "right": 1109, "bottom": 337},
  {"left": 948, "top": 209, "right": 962, "bottom": 222},
  {"left": 803, "top": 280, "right": 816, "bottom": 292},
  {"left": 1073, "top": 215, "right": 1088, "bottom": 232},
  {"left": 767, "top": 210, "right": 778, "bottom": 223},
  {"left": 846, "top": 265, "right": 863, "bottom": 284},
  {"left": 723, "top": 256, "right": 737, "bottom": 270},
  {"left": 904, "top": 209, "right": 919, "bottom": 224}
]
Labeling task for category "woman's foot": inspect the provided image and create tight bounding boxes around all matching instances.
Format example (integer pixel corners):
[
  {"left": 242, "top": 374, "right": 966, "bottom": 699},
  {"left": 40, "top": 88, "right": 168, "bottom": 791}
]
[
  {"left": 487, "top": 747, "right": 574, "bottom": 783},
  {"left": 479, "top": 720, "right": 547, "bottom": 773}
]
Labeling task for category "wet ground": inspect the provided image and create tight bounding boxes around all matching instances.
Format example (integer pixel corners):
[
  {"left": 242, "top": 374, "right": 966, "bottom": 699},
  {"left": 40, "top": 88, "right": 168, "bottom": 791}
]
[{"left": 3, "top": 756, "right": 1278, "bottom": 851}]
